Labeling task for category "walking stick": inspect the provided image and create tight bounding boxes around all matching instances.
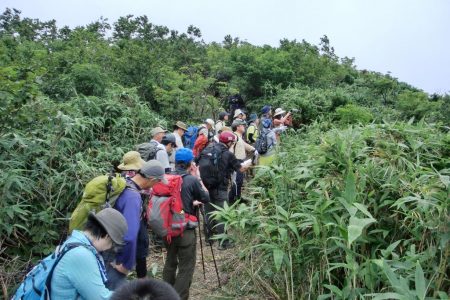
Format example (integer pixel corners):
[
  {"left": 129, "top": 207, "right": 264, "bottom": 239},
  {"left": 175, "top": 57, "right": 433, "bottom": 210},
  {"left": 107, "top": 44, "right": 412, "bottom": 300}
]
[
  {"left": 196, "top": 208, "right": 206, "bottom": 279},
  {"left": 200, "top": 207, "right": 222, "bottom": 288}
]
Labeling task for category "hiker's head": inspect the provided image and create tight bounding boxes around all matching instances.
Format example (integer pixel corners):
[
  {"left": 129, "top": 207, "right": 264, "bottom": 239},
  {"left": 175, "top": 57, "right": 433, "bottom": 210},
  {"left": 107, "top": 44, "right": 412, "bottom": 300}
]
[
  {"left": 219, "top": 131, "right": 236, "bottom": 148},
  {"left": 151, "top": 127, "right": 167, "bottom": 142},
  {"left": 175, "top": 148, "right": 194, "bottom": 169},
  {"left": 248, "top": 113, "right": 258, "bottom": 124},
  {"left": 219, "top": 111, "right": 229, "bottom": 121},
  {"left": 231, "top": 119, "right": 247, "bottom": 134},
  {"left": 117, "top": 151, "right": 145, "bottom": 172},
  {"left": 273, "top": 108, "right": 286, "bottom": 119},
  {"left": 261, "top": 105, "right": 272, "bottom": 115},
  {"left": 110, "top": 278, "right": 180, "bottom": 300},
  {"left": 136, "top": 160, "right": 167, "bottom": 188},
  {"left": 173, "top": 121, "right": 187, "bottom": 135},
  {"left": 161, "top": 133, "right": 177, "bottom": 154},
  {"left": 205, "top": 118, "right": 215, "bottom": 130},
  {"left": 233, "top": 109, "right": 244, "bottom": 120},
  {"left": 85, "top": 208, "right": 128, "bottom": 252}
]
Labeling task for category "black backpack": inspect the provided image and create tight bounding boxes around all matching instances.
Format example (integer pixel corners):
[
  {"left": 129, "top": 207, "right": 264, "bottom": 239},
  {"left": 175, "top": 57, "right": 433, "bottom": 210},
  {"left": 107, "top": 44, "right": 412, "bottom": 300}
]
[
  {"left": 136, "top": 141, "right": 162, "bottom": 161},
  {"left": 197, "top": 143, "right": 225, "bottom": 188},
  {"left": 255, "top": 131, "right": 269, "bottom": 154}
]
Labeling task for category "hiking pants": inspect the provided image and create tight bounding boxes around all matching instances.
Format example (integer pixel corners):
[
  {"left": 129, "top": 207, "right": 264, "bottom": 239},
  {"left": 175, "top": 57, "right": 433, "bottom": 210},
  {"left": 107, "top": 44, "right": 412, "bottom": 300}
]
[
  {"left": 205, "top": 188, "right": 228, "bottom": 240},
  {"left": 228, "top": 170, "right": 245, "bottom": 205},
  {"left": 163, "top": 229, "right": 197, "bottom": 300},
  {"left": 136, "top": 218, "right": 150, "bottom": 278}
]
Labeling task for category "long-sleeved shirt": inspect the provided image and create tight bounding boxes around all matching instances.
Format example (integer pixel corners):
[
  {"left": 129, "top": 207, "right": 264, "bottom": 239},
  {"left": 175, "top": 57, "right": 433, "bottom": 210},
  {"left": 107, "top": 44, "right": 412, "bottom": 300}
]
[
  {"left": 230, "top": 131, "right": 255, "bottom": 160},
  {"left": 113, "top": 180, "right": 142, "bottom": 271},
  {"left": 50, "top": 230, "right": 111, "bottom": 300},
  {"left": 151, "top": 139, "right": 170, "bottom": 173},
  {"left": 173, "top": 168, "right": 210, "bottom": 215}
]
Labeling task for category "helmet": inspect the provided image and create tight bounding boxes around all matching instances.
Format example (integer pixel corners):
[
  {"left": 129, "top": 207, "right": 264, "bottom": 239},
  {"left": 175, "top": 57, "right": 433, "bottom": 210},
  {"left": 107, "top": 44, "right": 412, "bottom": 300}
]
[
  {"left": 219, "top": 131, "right": 236, "bottom": 143},
  {"left": 175, "top": 148, "right": 194, "bottom": 163},
  {"left": 262, "top": 118, "right": 272, "bottom": 128},
  {"left": 161, "top": 133, "right": 176, "bottom": 146}
]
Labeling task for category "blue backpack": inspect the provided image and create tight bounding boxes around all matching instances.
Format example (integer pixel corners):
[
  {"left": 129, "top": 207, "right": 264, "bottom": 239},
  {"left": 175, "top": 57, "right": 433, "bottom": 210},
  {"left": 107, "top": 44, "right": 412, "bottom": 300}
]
[
  {"left": 13, "top": 242, "right": 104, "bottom": 300},
  {"left": 183, "top": 126, "right": 199, "bottom": 149}
]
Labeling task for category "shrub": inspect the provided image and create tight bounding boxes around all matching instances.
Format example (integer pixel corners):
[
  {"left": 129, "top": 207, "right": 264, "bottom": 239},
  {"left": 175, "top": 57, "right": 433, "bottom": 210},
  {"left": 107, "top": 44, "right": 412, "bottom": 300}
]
[{"left": 335, "top": 104, "right": 373, "bottom": 124}]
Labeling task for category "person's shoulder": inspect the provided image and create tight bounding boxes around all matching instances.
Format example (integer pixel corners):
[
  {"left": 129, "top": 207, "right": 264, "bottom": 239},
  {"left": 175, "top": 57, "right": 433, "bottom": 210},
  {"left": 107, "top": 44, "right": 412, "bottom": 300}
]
[{"left": 61, "top": 244, "right": 96, "bottom": 263}]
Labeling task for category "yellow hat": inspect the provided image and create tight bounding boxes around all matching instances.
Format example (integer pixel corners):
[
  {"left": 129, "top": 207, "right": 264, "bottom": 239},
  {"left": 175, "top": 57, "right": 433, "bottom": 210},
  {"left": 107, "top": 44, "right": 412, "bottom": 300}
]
[{"left": 117, "top": 151, "right": 145, "bottom": 171}]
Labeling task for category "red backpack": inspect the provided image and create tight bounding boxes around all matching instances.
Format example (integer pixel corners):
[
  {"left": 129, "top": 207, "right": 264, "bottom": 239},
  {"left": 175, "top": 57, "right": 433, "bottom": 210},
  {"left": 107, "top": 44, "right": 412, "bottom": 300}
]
[{"left": 147, "top": 174, "right": 198, "bottom": 243}]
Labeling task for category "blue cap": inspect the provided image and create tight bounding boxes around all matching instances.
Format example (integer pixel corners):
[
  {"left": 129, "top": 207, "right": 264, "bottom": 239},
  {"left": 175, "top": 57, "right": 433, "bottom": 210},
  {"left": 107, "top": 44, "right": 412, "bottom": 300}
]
[
  {"left": 261, "top": 105, "right": 271, "bottom": 114},
  {"left": 262, "top": 118, "right": 272, "bottom": 128},
  {"left": 248, "top": 113, "right": 258, "bottom": 122},
  {"left": 175, "top": 148, "right": 194, "bottom": 163}
]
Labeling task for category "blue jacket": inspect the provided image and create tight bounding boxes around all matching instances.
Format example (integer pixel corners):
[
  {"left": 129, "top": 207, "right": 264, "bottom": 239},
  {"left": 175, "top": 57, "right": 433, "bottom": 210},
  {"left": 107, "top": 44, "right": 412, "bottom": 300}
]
[
  {"left": 113, "top": 180, "right": 142, "bottom": 270},
  {"left": 50, "top": 230, "right": 112, "bottom": 300}
]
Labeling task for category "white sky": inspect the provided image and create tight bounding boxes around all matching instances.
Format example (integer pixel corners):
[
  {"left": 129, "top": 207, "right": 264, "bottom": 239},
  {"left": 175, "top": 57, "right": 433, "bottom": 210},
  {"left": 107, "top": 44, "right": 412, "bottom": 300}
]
[{"left": 2, "top": 0, "right": 449, "bottom": 94}]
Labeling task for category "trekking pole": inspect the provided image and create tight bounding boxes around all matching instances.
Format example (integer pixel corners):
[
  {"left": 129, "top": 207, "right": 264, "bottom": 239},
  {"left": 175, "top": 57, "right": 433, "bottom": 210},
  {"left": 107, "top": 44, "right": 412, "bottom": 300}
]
[
  {"left": 200, "top": 207, "right": 222, "bottom": 288},
  {"left": 196, "top": 208, "right": 206, "bottom": 279}
]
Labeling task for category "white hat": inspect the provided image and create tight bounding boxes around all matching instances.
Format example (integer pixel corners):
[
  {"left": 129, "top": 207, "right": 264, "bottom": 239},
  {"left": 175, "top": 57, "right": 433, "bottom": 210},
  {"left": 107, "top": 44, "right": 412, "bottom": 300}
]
[
  {"left": 273, "top": 108, "right": 286, "bottom": 117},
  {"left": 205, "top": 118, "right": 215, "bottom": 129},
  {"left": 233, "top": 109, "right": 244, "bottom": 119}
]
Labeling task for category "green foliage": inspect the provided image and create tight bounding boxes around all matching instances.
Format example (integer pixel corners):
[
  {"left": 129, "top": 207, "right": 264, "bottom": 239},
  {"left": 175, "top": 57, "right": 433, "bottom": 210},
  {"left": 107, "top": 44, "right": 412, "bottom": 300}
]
[
  {"left": 214, "top": 122, "right": 449, "bottom": 299},
  {"left": 70, "top": 63, "right": 107, "bottom": 97},
  {"left": 335, "top": 104, "right": 373, "bottom": 124},
  {"left": 397, "top": 90, "right": 442, "bottom": 121}
]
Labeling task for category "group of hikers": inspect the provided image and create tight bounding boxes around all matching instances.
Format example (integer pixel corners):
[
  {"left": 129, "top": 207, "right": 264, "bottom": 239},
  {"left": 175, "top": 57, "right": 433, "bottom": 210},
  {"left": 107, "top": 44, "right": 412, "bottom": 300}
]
[{"left": 14, "top": 105, "right": 292, "bottom": 300}]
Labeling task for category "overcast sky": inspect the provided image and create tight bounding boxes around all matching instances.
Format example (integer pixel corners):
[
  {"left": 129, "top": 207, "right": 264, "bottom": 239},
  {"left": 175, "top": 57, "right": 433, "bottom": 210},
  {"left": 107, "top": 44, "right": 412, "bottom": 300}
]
[{"left": 2, "top": 0, "right": 449, "bottom": 94}]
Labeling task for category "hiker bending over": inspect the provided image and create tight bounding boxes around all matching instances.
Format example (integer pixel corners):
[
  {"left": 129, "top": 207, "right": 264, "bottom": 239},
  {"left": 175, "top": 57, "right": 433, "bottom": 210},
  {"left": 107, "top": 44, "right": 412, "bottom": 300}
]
[
  {"left": 51, "top": 208, "right": 128, "bottom": 299},
  {"left": 163, "top": 148, "right": 210, "bottom": 300},
  {"left": 104, "top": 160, "right": 167, "bottom": 290}
]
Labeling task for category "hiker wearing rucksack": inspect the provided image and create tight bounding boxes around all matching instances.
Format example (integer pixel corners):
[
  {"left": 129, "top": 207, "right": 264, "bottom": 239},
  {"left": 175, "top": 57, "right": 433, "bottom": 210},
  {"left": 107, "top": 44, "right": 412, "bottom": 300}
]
[
  {"left": 103, "top": 160, "right": 167, "bottom": 290},
  {"left": 246, "top": 113, "right": 260, "bottom": 144},
  {"left": 229, "top": 119, "right": 256, "bottom": 205},
  {"left": 169, "top": 121, "right": 187, "bottom": 170},
  {"left": 162, "top": 148, "right": 209, "bottom": 300},
  {"left": 257, "top": 119, "right": 278, "bottom": 166},
  {"left": 14, "top": 208, "right": 127, "bottom": 300},
  {"left": 196, "top": 131, "right": 251, "bottom": 250},
  {"left": 259, "top": 105, "right": 272, "bottom": 131},
  {"left": 215, "top": 111, "right": 229, "bottom": 134}
]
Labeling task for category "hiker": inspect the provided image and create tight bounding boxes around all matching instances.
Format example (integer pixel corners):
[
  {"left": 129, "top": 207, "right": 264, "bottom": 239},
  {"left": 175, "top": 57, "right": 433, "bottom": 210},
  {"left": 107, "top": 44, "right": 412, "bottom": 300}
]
[
  {"left": 117, "top": 151, "right": 145, "bottom": 178},
  {"left": 111, "top": 278, "right": 180, "bottom": 300},
  {"left": 170, "top": 121, "right": 187, "bottom": 170},
  {"left": 215, "top": 111, "right": 229, "bottom": 134},
  {"left": 258, "top": 119, "right": 278, "bottom": 166},
  {"left": 246, "top": 113, "right": 260, "bottom": 144},
  {"left": 273, "top": 107, "right": 291, "bottom": 128},
  {"left": 196, "top": 131, "right": 251, "bottom": 250},
  {"left": 192, "top": 126, "right": 209, "bottom": 157},
  {"left": 104, "top": 160, "right": 167, "bottom": 290},
  {"left": 50, "top": 208, "right": 128, "bottom": 299},
  {"left": 204, "top": 118, "right": 216, "bottom": 141},
  {"left": 160, "top": 133, "right": 178, "bottom": 173},
  {"left": 233, "top": 109, "right": 246, "bottom": 121},
  {"left": 162, "top": 148, "right": 210, "bottom": 300},
  {"left": 229, "top": 119, "right": 256, "bottom": 205}
]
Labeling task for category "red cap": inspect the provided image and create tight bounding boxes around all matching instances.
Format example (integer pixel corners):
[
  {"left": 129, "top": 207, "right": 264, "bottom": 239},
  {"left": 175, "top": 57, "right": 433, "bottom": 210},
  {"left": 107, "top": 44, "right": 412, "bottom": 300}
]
[{"left": 219, "top": 131, "right": 236, "bottom": 143}]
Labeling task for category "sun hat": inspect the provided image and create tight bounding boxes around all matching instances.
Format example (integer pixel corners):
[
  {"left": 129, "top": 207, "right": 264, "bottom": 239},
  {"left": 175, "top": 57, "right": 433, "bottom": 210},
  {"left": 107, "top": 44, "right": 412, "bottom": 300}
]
[
  {"left": 151, "top": 127, "right": 167, "bottom": 137},
  {"left": 139, "top": 160, "right": 167, "bottom": 184},
  {"left": 233, "top": 109, "right": 244, "bottom": 119},
  {"left": 175, "top": 148, "right": 194, "bottom": 163},
  {"left": 273, "top": 108, "right": 286, "bottom": 117},
  {"left": 89, "top": 208, "right": 128, "bottom": 245},
  {"left": 117, "top": 151, "right": 145, "bottom": 171},
  {"left": 205, "top": 118, "right": 215, "bottom": 128},
  {"left": 174, "top": 121, "right": 187, "bottom": 131},
  {"left": 248, "top": 113, "right": 258, "bottom": 122},
  {"left": 261, "top": 105, "right": 271, "bottom": 114}
]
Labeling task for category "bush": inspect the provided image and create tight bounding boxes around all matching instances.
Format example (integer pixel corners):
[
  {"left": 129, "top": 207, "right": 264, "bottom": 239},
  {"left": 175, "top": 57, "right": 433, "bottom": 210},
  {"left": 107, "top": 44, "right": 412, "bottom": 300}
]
[
  {"left": 71, "top": 63, "right": 107, "bottom": 97},
  {"left": 335, "top": 104, "right": 373, "bottom": 124}
]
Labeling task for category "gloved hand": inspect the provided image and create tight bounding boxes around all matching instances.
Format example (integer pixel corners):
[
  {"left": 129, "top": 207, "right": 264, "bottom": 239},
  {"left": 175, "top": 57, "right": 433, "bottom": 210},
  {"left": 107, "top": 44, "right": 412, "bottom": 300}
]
[{"left": 254, "top": 149, "right": 259, "bottom": 157}]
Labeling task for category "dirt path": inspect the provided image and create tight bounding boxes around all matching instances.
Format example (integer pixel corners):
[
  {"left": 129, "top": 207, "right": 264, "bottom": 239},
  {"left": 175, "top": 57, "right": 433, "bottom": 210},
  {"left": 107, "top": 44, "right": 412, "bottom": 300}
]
[{"left": 147, "top": 223, "right": 234, "bottom": 300}]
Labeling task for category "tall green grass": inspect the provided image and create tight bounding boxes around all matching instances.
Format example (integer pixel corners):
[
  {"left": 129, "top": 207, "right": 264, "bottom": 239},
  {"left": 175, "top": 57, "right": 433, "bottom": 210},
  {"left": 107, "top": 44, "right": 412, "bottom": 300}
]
[{"left": 214, "top": 120, "right": 449, "bottom": 299}]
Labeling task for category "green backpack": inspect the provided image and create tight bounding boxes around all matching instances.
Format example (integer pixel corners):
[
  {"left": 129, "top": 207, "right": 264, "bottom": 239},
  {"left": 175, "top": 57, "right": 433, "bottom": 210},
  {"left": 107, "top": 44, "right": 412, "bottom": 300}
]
[{"left": 69, "top": 173, "right": 127, "bottom": 233}]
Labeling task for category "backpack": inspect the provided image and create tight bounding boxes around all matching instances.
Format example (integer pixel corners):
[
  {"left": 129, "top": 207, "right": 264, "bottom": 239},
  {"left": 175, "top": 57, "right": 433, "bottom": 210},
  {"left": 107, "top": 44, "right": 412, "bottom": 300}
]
[
  {"left": 183, "top": 126, "right": 199, "bottom": 149},
  {"left": 147, "top": 174, "right": 198, "bottom": 243},
  {"left": 136, "top": 141, "right": 162, "bottom": 161},
  {"left": 13, "top": 242, "right": 105, "bottom": 300},
  {"left": 255, "top": 130, "right": 269, "bottom": 154},
  {"left": 69, "top": 172, "right": 126, "bottom": 233},
  {"left": 197, "top": 143, "right": 225, "bottom": 189}
]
